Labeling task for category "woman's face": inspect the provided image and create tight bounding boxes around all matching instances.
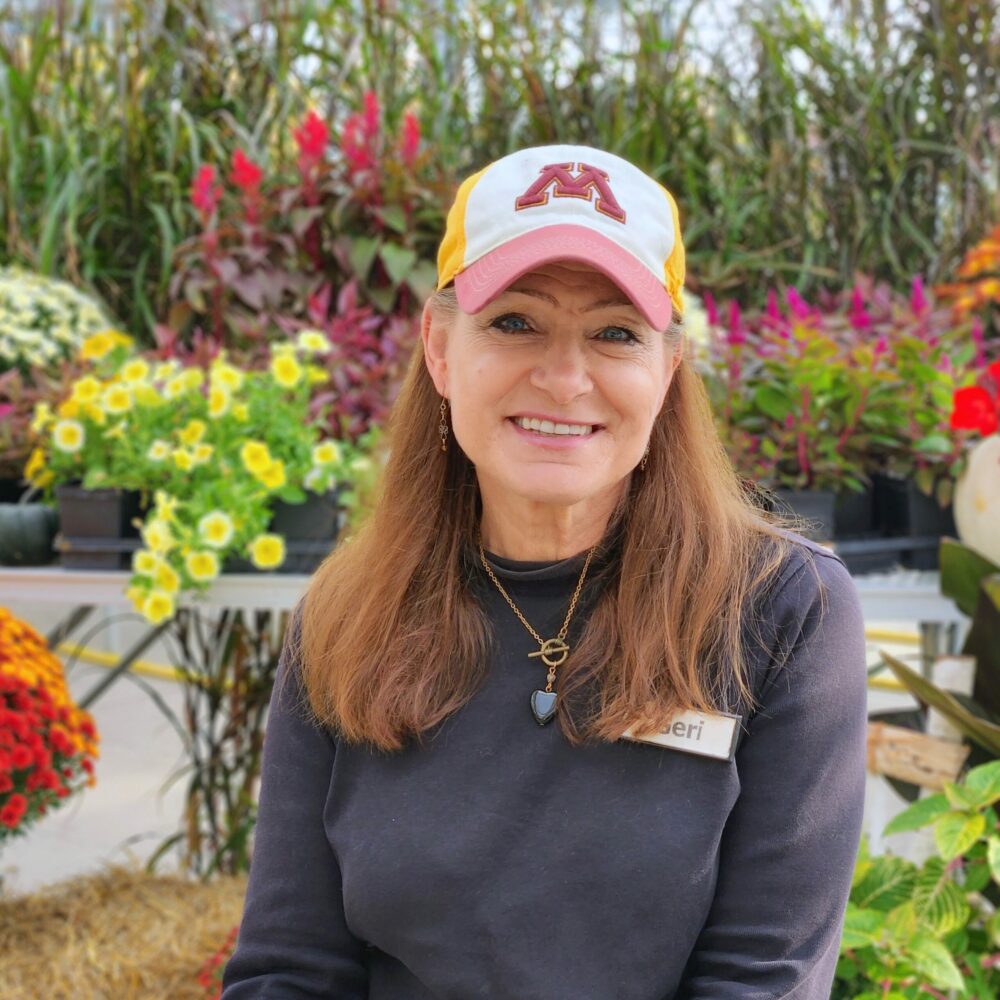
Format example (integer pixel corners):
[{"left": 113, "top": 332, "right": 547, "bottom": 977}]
[{"left": 422, "top": 260, "right": 683, "bottom": 518}]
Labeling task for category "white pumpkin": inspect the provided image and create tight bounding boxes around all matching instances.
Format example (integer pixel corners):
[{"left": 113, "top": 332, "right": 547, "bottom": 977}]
[{"left": 954, "top": 435, "right": 1000, "bottom": 567}]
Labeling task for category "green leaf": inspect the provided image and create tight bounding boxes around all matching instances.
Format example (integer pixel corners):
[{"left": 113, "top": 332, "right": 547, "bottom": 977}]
[
  {"left": 883, "top": 793, "right": 950, "bottom": 835},
  {"left": 939, "top": 538, "right": 1000, "bottom": 616},
  {"left": 753, "top": 384, "right": 793, "bottom": 421},
  {"left": 963, "top": 760, "right": 1000, "bottom": 807},
  {"left": 987, "top": 836, "right": 1000, "bottom": 884},
  {"left": 840, "top": 904, "right": 884, "bottom": 949},
  {"left": 961, "top": 857, "right": 992, "bottom": 892},
  {"left": 907, "top": 932, "right": 966, "bottom": 992},
  {"left": 348, "top": 236, "right": 380, "bottom": 282},
  {"left": 913, "top": 433, "right": 954, "bottom": 454},
  {"left": 374, "top": 204, "right": 408, "bottom": 233},
  {"left": 943, "top": 780, "right": 981, "bottom": 810},
  {"left": 934, "top": 810, "right": 986, "bottom": 861},
  {"left": 852, "top": 856, "right": 918, "bottom": 911},
  {"left": 879, "top": 649, "right": 1000, "bottom": 756},
  {"left": 379, "top": 243, "right": 418, "bottom": 286},
  {"left": 912, "top": 857, "right": 971, "bottom": 935}
]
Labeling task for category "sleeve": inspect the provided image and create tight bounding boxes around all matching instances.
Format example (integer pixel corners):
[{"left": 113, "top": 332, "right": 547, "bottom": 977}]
[
  {"left": 221, "top": 606, "right": 370, "bottom": 999},
  {"left": 673, "top": 552, "right": 868, "bottom": 1000}
]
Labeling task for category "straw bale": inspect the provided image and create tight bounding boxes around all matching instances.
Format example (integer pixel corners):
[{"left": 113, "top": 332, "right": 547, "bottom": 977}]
[{"left": 0, "top": 862, "right": 247, "bottom": 1000}]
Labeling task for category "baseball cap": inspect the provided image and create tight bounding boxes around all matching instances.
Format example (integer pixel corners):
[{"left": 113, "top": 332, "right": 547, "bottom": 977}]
[{"left": 436, "top": 143, "right": 686, "bottom": 329}]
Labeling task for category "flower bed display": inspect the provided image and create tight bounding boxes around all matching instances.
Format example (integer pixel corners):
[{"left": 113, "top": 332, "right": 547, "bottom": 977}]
[{"left": 0, "top": 608, "right": 99, "bottom": 844}]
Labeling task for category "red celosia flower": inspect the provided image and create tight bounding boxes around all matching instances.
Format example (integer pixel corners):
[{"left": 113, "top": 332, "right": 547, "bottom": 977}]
[
  {"left": 191, "top": 164, "right": 223, "bottom": 217},
  {"left": 294, "top": 110, "right": 329, "bottom": 166},
  {"left": 950, "top": 385, "right": 1000, "bottom": 436},
  {"left": 910, "top": 274, "right": 929, "bottom": 316},
  {"left": 363, "top": 90, "right": 380, "bottom": 135},
  {"left": 230, "top": 149, "right": 263, "bottom": 192},
  {"left": 399, "top": 109, "right": 420, "bottom": 168}
]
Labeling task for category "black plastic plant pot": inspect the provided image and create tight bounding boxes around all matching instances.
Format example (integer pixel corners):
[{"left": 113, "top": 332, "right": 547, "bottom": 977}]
[
  {"left": 772, "top": 488, "right": 836, "bottom": 542},
  {"left": 832, "top": 486, "right": 876, "bottom": 539},
  {"left": 0, "top": 476, "right": 28, "bottom": 505},
  {"left": 55, "top": 483, "right": 146, "bottom": 538},
  {"left": 0, "top": 502, "right": 60, "bottom": 566}
]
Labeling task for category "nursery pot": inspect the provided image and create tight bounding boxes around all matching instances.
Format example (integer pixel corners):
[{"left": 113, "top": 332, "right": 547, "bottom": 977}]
[
  {"left": 223, "top": 488, "right": 342, "bottom": 576},
  {"left": 832, "top": 486, "right": 876, "bottom": 539},
  {"left": 54, "top": 482, "right": 148, "bottom": 570},
  {"left": 0, "top": 475, "right": 28, "bottom": 505},
  {"left": 0, "top": 502, "right": 60, "bottom": 566},
  {"left": 872, "top": 472, "right": 956, "bottom": 570}
]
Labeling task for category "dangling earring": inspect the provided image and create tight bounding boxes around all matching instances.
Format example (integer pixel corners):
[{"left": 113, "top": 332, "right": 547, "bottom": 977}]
[
  {"left": 438, "top": 397, "right": 449, "bottom": 452},
  {"left": 640, "top": 442, "right": 650, "bottom": 471}
]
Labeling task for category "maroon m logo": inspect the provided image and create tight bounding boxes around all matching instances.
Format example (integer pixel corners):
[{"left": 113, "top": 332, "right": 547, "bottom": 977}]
[{"left": 514, "top": 161, "right": 626, "bottom": 223}]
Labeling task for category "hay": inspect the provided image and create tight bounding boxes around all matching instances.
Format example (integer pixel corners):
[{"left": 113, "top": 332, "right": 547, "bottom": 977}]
[{"left": 0, "top": 862, "right": 247, "bottom": 1000}]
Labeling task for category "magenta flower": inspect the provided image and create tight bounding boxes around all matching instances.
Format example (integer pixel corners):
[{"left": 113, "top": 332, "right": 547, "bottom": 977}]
[
  {"left": 293, "top": 111, "right": 329, "bottom": 169},
  {"left": 399, "top": 109, "right": 420, "bottom": 168},
  {"left": 910, "top": 275, "right": 928, "bottom": 316},
  {"left": 230, "top": 149, "right": 263, "bottom": 192},
  {"left": 191, "top": 164, "right": 222, "bottom": 219}
]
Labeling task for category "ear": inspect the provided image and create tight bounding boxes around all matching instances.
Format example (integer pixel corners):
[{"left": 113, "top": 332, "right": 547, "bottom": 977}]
[{"left": 421, "top": 299, "right": 450, "bottom": 396}]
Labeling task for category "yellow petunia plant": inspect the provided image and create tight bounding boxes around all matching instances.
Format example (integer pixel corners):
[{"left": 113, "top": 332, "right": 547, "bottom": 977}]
[{"left": 24, "top": 329, "right": 363, "bottom": 625}]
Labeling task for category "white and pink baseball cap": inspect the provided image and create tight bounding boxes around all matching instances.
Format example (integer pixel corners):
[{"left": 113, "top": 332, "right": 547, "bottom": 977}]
[{"left": 436, "top": 143, "right": 686, "bottom": 329}]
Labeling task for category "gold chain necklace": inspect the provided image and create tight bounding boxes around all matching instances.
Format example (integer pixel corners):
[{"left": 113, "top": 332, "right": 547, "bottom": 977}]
[{"left": 477, "top": 530, "right": 597, "bottom": 726}]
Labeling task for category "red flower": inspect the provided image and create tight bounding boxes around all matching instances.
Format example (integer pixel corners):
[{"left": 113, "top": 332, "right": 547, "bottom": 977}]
[
  {"left": 294, "top": 111, "right": 329, "bottom": 166},
  {"left": 191, "top": 164, "right": 223, "bottom": 217},
  {"left": 10, "top": 744, "right": 32, "bottom": 770},
  {"left": 0, "top": 772, "right": 12, "bottom": 793},
  {"left": 950, "top": 385, "right": 1000, "bottom": 436},
  {"left": 0, "top": 793, "right": 27, "bottom": 828},
  {"left": 399, "top": 110, "right": 420, "bottom": 168},
  {"left": 230, "top": 149, "right": 263, "bottom": 192}
]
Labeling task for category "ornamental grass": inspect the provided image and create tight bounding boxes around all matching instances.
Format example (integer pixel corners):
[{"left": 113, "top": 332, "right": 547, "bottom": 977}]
[
  {"left": 0, "top": 863, "right": 246, "bottom": 1000},
  {"left": 0, "top": 608, "right": 98, "bottom": 841}
]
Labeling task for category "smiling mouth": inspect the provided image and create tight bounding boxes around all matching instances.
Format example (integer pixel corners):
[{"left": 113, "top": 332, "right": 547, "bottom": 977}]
[{"left": 508, "top": 416, "right": 601, "bottom": 437}]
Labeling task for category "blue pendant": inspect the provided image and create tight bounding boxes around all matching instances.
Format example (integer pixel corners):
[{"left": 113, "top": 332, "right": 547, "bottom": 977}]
[{"left": 531, "top": 690, "right": 558, "bottom": 725}]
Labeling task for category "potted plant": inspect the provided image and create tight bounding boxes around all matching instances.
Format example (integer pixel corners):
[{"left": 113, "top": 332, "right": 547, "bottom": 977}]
[
  {"left": 25, "top": 328, "right": 367, "bottom": 623},
  {"left": 0, "top": 607, "right": 100, "bottom": 855}
]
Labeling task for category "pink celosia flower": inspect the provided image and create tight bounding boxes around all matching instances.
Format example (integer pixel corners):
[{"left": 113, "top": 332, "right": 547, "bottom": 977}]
[
  {"left": 294, "top": 111, "right": 329, "bottom": 168},
  {"left": 400, "top": 109, "right": 420, "bottom": 168},
  {"left": 910, "top": 274, "right": 928, "bottom": 316},
  {"left": 230, "top": 148, "right": 263, "bottom": 191},
  {"left": 191, "top": 164, "right": 222, "bottom": 217}
]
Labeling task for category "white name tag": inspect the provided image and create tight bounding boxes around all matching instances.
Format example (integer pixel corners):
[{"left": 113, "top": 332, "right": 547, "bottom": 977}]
[{"left": 621, "top": 709, "right": 742, "bottom": 762}]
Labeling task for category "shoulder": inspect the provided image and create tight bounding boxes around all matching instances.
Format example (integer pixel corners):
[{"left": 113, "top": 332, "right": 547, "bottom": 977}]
[{"left": 764, "top": 526, "right": 856, "bottom": 613}]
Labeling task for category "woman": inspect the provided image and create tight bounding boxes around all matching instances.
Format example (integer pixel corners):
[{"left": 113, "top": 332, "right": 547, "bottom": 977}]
[{"left": 222, "top": 143, "right": 868, "bottom": 999}]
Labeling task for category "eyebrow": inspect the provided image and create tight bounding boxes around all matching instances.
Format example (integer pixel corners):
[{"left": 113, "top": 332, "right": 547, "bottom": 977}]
[{"left": 501, "top": 287, "right": 638, "bottom": 314}]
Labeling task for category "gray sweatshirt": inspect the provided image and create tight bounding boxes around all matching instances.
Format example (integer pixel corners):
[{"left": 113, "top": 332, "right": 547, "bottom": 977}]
[{"left": 221, "top": 531, "right": 867, "bottom": 999}]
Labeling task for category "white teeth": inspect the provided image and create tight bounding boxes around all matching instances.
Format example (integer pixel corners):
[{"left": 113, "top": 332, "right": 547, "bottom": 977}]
[{"left": 513, "top": 416, "right": 596, "bottom": 436}]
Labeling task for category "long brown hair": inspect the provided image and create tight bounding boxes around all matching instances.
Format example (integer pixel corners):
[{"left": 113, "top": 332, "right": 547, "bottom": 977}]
[{"left": 294, "top": 287, "right": 822, "bottom": 751}]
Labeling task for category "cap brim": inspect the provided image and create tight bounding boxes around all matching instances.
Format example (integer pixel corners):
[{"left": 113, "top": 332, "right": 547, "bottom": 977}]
[{"left": 453, "top": 223, "right": 673, "bottom": 329}]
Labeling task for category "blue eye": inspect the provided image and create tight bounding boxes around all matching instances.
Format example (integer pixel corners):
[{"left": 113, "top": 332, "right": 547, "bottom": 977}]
[
  {"left": 490, "top": 313, "right": 533, "bottom": 333},
  {"left": 599, "top": 326, "right": 639, "bottom": 344}
]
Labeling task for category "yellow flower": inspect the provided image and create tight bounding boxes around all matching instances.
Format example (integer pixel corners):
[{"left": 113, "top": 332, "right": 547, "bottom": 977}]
[
  {"left": 142, "top": 518, "right": 174, "bottom": 553},
  {"left": 142, "top": 589, "right": 175, "bottom": 625},
  {"left": 306, "top": 365, "right": 330, "bottom": 384},
  {"left": 198, "top": 511, "right": 234, "bottom": 548},
  {"left": 71, "top": 375, "right": 103, "bottom": 404},
  {"left": 108, "top": 330, "right": 134, "bottom": 350},
  {"left": 102, "top": 383, "right": 132, "bottom": 414},
  {"left": 126, "top": 584, "right": 149, "bottom": 612},
  {"left": 57, "top": 399, "right": 80, "bottom": 419},
  {"left": 120, "top": 359, "right": 150, "bottom": 383},
  {"left": 154, "top": 561, "right": 180, "bottom": 594},
  {"left": 153, "top": 360, "right": 180, "bottom": 382},
  {"left": 24, "top": 447, "right": 46, "bottom": 481},
  {"left": 178, "top": 419, "right": 207, "bottom": 446},
  {"left": 270, "top": 353, "right": 303, "bottom": 388},
  {"left": 210, "top": 362, "right": 244, "bottom": 391},
  {"left": 192, "top": 443, "right": 213, "bottom": 465},
  {"left": 233, "top": 402, "right": 249, "bottom": 422},
  {"left": 208, "top": 384, "right": 231, "bottom": 417},
  {"left": 82, "top": 402, "right": 106, "bottom": 425},
  {"left": 164, "top": 375, "right": 189, "bottom": 400},
  {"left": 80, "top": 332, "right": 114, "bottom": 360},
  {"left": 172, "top": 448, "right": 194, "bottom": 472},
  {"left": 153, "top": 491, "right": 180, "bottom": 521},
  {"left": 181, "top": 368, "right": 205, "bottom": 391},
  {"left": 105, "top": 421, "right": 126, "bottom": 440},
  {"left": 259, "top": 459, "right": 286, "bottom": 490},
  {"left": 185, "top": 550, "right": 220, "bottom": 582},
  {"left": 132, "top": 549, "right": 160, "bottom": 575},
  {"left": 53, "top": 419, "right": 85, "bottom": 453},
  {"left": 30, "top": 402, "right": 53, "bottom": 434},
  {"left": 249, "top": 533, "right": 285, "bottom": 569},
  {"left": 240, "top": 440, "right": 272, "bottom": 475},
  {"left": 296, "top": 329, "right": 331, "bottom": 353},
  {"left": 147, "top": 439, "right": 171, "bottom": 462},
  {"left": 313, "top": 440, "right": 342, "bottom": 465}
]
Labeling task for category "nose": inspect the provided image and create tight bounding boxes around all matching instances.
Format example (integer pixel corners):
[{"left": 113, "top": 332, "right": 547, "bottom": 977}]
[{"left": 528, "top": 339, "right": 594, "bottom": 404}]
